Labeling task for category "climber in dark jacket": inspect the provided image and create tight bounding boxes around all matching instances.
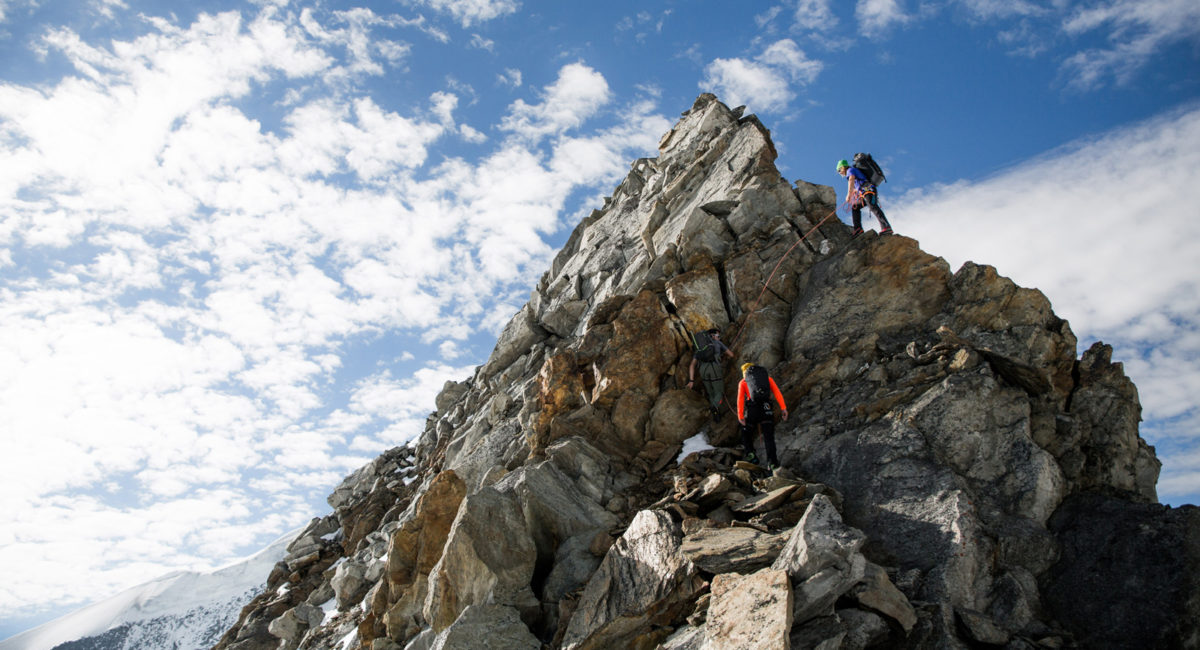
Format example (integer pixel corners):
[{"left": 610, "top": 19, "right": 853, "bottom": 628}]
[
  {"left": 837, "top": 159, "right": 892, "bottom": 236},
  {"left": 687, "top": 328, "right": 734, "bottom": 422},
  {"left": 737, "top": 363, "right": 789, "bottom": 469}
]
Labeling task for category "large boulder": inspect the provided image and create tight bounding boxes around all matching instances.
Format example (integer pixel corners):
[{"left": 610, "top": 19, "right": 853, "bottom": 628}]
[
  {"left": 493, "top": 460, "right": 619, "bottom": 565},
  {"left": 787, "top": 235, "right": 952, "bottom": 364},
  {"left": 772, "top": 495, "right": 866, "bottom": 582},
  {"left": 561, "top": 510, "right": 703, "bottom": 649},
  {"left": 481, "top": 304, "right": 548, "bottom": 379},
  {"left": 665, "top": 263, "right": 729, "bottom": 332},
  {"left": 383, "top": 470, "right": 466, "bottom": 643},
  {"left": 423, "top": 486, "right": 538, "bottom": 633},
  {"left": 427, "top": 604, "right": 540, "bottom": 650},
  {"left": 681, "top": 526, "right": 787, "bottom": 575},
  {"left": 1042, "top": 494, "right": 1200, "bottom": 648},
  {"left": 1054, "top": 342, "right": 1161, "bottom": 500},
  {"left": 704, "top": 569, "right": 793, "bottom": 649},
  {"left": 590, "top": 290, "right": 681, "bottom": 409}
]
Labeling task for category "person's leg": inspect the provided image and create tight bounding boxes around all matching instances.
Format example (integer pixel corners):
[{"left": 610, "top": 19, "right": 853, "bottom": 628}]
[
  {"left": 867, "top": 193, "right": 891, "bottom": 231},
  {"left": 851, "top": 203, "right": 864, "bottom": 233},
  {"left": 739, "top": 421, "right": 759, "bottom": 464},
  {"left": 761, "top": 419, "right": 779, "bottom": 467},
  {"left": 699, "top": 361, "right": 724, "bottom": 409}
]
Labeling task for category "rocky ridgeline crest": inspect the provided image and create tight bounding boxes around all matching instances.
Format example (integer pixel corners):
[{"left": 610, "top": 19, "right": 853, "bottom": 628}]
[{"left": 214, "top": 95, "right": 1199, "bottom": 650}]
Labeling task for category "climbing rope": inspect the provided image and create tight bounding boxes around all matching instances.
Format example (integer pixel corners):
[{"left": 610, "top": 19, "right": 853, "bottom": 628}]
[
  {"left": 727, "top": 203, "right": 845, "bottom": 348},
  {"left": 702, "top": 202, "right": 848, "bottom": 422}
]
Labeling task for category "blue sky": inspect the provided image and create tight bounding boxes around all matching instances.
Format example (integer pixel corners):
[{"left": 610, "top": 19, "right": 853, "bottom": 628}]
[{"left": 1, "top": 0, "right": 1198, "bottom": 638}]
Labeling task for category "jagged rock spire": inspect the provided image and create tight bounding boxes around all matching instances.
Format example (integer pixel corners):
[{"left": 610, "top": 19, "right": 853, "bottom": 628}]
[{"left": 215, "top": 95, "right": 1196, "bottom": 650}]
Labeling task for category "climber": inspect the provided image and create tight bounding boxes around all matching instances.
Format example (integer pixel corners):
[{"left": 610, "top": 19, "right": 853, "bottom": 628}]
[
  {"left": 837, "top": 158, "right": 893, "bottom": 237},
  {"left": 687, "top": 328, "right": 735, "bottom": 422},
  {"left": 737, "top": 363, "right": 789, "bottom": 470}
]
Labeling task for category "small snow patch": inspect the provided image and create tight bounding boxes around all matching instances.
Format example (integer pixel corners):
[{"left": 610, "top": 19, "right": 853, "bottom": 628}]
[
  {"left": 319, "top": 596, "right": 339, "bottom": 624},
  {"left": 677, "top": 433, "right": 715, "bottom": 464},
  {"left": 337, "top": 627, "right": 358, "bottom": 649}
]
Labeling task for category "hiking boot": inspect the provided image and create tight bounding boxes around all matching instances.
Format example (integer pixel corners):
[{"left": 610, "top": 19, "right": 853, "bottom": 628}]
[
  {"left": 768, "top": 463, "right": 779, "bottom": 471},
  {"left": 744, "top": 452, "right": 758, "bottom": 465},
  {"left": 879, "top": 227, "right": 893, "bottom": 235},
  {"left": 851, "top": 227, "right": 864, "bottom": 238}
]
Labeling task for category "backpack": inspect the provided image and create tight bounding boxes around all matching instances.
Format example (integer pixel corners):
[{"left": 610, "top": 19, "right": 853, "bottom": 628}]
[
  {"left": 744, "top": 365, "right": 771, "bottom": 403},
  {"left": 692, "top": 330, "right": 718, "bottom": 363},
  {"left": 852, "top": 152, "right": 886, "bottom": 186}
]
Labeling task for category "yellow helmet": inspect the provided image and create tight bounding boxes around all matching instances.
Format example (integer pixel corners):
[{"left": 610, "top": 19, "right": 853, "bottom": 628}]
[{"left": 741, "top": 362, "right": 754, "bottom": 375}]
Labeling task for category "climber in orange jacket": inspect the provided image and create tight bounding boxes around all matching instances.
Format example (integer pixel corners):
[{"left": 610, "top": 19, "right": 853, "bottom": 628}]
[{"left": 737, "top": 362, "right": 788, "bottom": 469}]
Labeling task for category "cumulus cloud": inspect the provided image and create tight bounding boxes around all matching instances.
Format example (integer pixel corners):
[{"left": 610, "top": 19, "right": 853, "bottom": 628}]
[
  {"left": 499, "top": 62, "right": 611, "bottom": 142},
  {"left": 0, "top": 5, "right": 673, "bottom": 619},
  {"left": 893, "top": 104, "right": 1200, "bottom": 504},
  {"left": 411, "top": 0, "right": 520, "bottom": 28},
  {"left": 700, "top": 39, "right": 822, "bottom": 113},
  {"left": 856, "top": 0, "right": 909, "bottom": 36},
  {"left": 792, "top": 0, "right": 838, "bottom": 31}
]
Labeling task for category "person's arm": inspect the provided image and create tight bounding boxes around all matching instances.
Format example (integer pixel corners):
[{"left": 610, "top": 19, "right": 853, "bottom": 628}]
[
  {"left": 687, "top": 358, "right": 698, "bottom": 388},
  {"left": 737, "top": 380, "right": 748, "bottom": 424},
  {"left": 847, "top": 175, "right": 855, "bottom": 204},
  {"left": 769, "top": 377, "right": 788, "bottom": 421}
]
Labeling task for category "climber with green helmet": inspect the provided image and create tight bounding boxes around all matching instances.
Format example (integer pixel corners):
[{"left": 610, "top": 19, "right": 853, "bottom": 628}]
[{"left": 837, "top": 158, "right": 893, "bottom": 237}]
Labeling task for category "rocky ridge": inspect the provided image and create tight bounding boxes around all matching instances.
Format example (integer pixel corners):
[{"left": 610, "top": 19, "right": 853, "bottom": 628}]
[{"left": 214, "top": 95, "right": 1198, "bottom": 650}]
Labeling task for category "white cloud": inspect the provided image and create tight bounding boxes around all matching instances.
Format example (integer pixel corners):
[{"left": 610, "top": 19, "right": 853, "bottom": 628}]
[
  {"left": 300, "top": 7, "right": 414, "bottom": 78},
  {"left": 856, "top": 0, "right": 909, "bottom": 36},
  {"left": 792, "top": 0, "right": 838, "bottom": 31},
  {"left": 459, "top": 123, "right": 487, "bottom": 143},
  {"left": 470, "top": 33, "right": 494, "bottom": 51},
  {"left": 758, "top": 39, "right": 824, "bottom": 84},
  {"left": 349, "top": 364, "right": 476, "bottom": 422},
  {"left": 499, "top": 62, "right": 610, "bottom": 142},
  {"left": 894, "top": 104, "right": 1200, "bottom": 503},
  {"left": 0, "top": 4, "right": 676, "bottom": 619},
  {"left": 616, "top": 9, "right": 671, "bottom": 41},
  {"left": 838, "top": 0, "right": 1199, "bottom": 91},
  {"left": 497, "top": 67, "right": 522, "bottom": 88},
  {"left": 412, "top": 0, "right": 520, "bottom": 28},
  {"left": 700, "top": 39, "right": 822, "bottom": 113},
  {"left": 1059, "top": 0, "right": 1200, "bottom": 90}
]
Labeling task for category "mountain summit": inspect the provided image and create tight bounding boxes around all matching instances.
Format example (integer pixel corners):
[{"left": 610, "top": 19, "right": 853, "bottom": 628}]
[{"left": 215, "top": 94, "right": 1199, "bottom": 649}]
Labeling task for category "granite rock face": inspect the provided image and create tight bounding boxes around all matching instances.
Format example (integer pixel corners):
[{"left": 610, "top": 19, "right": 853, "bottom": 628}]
[{"left": 215, "top": 95, "right": 1193, "bottom": 650}]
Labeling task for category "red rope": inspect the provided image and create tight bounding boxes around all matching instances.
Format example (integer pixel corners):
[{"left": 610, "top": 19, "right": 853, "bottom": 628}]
[
  {"left": 728, "top": 204, "right": 844, "bottom": 347},
  {"left": 695, "top": 202, "right": 848, "bottom": 422}
]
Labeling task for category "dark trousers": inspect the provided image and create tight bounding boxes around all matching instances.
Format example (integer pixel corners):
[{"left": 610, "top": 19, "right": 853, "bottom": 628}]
[
  {"left": 741, "top": 412, "right": 778, "bottom": 466},
  {"left": 699, "top": 361, "right": 724, "bottom": 410},
  {"left": 852, "top": 192, "right": 891, "bottom": 232}
]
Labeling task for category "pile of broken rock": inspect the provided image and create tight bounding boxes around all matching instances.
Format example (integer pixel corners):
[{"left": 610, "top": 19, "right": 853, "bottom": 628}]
[{"left": 564, "top": 444, "right": 1043, "bottom": 650}]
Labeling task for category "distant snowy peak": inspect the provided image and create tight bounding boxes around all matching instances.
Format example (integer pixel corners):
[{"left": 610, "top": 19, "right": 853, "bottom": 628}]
[{"left": 0, "top": 529, "right": 299, "bottom": 650}]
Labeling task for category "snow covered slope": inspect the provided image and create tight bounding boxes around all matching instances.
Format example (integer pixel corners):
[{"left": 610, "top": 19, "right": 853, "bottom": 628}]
[{"left": 0, "top": 530, "right": 297, "bottom": 650}]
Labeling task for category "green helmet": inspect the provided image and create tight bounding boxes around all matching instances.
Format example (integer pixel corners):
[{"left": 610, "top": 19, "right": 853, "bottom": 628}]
[{"left": 836, "top": 159, "right": 850, "bottom": 171}]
